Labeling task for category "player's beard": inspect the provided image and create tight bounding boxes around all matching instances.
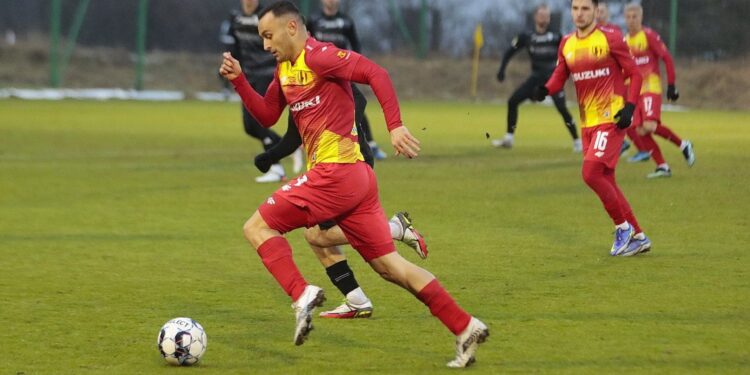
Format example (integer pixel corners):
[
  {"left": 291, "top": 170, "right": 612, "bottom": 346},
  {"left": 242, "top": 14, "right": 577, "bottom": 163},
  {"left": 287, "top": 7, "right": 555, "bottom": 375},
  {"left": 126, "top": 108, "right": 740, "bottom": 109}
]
[{"left": 576, "top": 18, "right": 595, "bottom": 34}]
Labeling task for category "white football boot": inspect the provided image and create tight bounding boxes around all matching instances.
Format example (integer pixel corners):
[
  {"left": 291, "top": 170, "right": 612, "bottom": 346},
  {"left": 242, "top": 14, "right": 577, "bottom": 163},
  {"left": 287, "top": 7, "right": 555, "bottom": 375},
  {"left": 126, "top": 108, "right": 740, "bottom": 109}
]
[
  {"left": 319, "top": 299, "right": 373, "bottom": 319},
  {"left": 446, "top": 317, "right": 490, "bottom": 368},
  {"left": 573, "top": 138, "right": 583, "bottom": 153},
  {"left": 255, "top": 164, "right": 285, "bottom": 183},
  {"left": 491, "top": 137, "right": 514, "bottom": 149},
  {"left": 390, "top": 212, "right": 428, "bottom": 259},
  {"left": 291, "top": 285, "right": 326, "bottom": 345}
]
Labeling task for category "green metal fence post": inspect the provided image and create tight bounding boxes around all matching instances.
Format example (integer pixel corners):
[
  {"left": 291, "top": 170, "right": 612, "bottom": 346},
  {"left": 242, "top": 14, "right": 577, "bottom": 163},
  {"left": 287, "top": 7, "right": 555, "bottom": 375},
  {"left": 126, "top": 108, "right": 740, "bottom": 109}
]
[
  {"left": 59, "top": 0, "right": 91, "bottom": 85},
  {"left": 669, "top": 0, "right": 678, "bottom": 57},
  {"left": 387, "top": 0, "right": 415, "bottom": 49},
  {"left": 49, "top": 0, "right": 62, "bottom": 87},
  {"left": 135, "top": 0, "right": 149, "bottom": 91},
  {"left": 417, "top": 0, "right": 428, "bottom": 59}
]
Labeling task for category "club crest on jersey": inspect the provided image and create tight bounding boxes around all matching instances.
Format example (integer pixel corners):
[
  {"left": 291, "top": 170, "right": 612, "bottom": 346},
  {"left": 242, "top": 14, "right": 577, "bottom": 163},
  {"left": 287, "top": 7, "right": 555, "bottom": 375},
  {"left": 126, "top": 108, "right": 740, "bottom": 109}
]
[
  {"left": 632, "top": 41, "right": 647, "bottom": 51},
  {"left": 282, "top": 70, "right": 313, "bottom": 86},
  {"left": 591, "top": 45, "right": 605, "bottom": 58},
  {"left": 337, "top": 50, "right": 348, "bottom": 59}
]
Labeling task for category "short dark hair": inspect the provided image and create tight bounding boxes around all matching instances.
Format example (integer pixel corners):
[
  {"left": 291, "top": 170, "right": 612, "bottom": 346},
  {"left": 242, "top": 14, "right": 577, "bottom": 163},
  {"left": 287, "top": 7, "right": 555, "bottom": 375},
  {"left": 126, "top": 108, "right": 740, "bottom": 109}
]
[
  {"left": 259, "top": 1, "right": 302, "bottom": 20},
  {"left": 571, "top": 0, "right": 600, "bottom": 5}
]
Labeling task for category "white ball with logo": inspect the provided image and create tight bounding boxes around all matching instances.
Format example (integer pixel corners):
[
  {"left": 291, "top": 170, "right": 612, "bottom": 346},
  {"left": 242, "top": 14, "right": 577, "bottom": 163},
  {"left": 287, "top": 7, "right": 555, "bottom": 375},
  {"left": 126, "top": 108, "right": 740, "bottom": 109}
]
[{"left": 156, "top": 317, "right": 207, "bottom": 366}]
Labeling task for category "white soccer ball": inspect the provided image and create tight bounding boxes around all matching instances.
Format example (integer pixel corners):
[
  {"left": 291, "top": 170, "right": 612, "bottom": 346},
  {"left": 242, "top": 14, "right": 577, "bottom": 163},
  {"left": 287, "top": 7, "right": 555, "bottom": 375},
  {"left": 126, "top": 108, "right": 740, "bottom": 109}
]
[{"left": 157, "top": 317, "right": 207, "bottom": 366}]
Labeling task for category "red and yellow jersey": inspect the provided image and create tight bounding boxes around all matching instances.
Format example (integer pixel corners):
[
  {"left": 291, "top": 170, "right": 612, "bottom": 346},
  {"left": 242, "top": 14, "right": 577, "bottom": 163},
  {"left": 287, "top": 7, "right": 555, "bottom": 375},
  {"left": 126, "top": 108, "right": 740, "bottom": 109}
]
[
  {"left": 232, "top": 37, "right": 403, "bottom": 171},
  {"left": 625, "top": 27, "right": 676, "bottom": 95},
  {"left": 276, "top": 39, "right": 363, "bottom": 169},
  {"left": 545, "top": 26, "right": 642, "bottom": 128}
]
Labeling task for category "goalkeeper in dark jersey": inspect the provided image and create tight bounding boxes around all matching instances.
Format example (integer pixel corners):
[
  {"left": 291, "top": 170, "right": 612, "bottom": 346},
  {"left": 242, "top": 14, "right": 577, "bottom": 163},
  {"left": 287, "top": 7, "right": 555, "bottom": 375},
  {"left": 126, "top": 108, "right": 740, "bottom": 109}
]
[
  {"left": 220, "top": 0, "right": 303, "bottom": 182},
  {"left": 494, "top": 4, "right": 581, "bottom": 152}
]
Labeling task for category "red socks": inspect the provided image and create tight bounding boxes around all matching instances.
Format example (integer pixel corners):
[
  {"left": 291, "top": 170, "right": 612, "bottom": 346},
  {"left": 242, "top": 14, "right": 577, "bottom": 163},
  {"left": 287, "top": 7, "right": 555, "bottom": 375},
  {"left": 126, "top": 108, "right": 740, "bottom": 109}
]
[
  {"left": 257, "top": 237, "right": 308, "bottom": 301},
  {"left": 603, "top": 169, "right": 642, "bottom": 234},
  {"left": 639, "top": 133, "right": 666, "bottom": 165},
  {"left": 582, "top": 161, "right": 626, "bottom": 225},
  {"left": 626, "top": 126, "right": 648, "bottom": 151},
  {"left": 417, "top": 279, "right": 472, "bottom": 335},
  {"left": 654, "top": 124, "right": 682, "bottom": 147}
]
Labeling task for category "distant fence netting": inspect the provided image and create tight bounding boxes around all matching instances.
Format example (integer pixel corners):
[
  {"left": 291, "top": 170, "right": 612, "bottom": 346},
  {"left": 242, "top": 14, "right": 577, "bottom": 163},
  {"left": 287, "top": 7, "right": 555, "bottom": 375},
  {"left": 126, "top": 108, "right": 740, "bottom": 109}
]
[{"left": 1, "top": 0, "right": 747, "bottom": 58}]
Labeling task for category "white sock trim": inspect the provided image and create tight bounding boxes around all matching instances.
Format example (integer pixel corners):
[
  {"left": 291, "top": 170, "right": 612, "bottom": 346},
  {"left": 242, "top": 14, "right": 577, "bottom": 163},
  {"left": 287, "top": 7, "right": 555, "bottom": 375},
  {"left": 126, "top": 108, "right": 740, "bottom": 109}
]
[{"left": 346, "top": 287, "right": 369, "bottom": 306}]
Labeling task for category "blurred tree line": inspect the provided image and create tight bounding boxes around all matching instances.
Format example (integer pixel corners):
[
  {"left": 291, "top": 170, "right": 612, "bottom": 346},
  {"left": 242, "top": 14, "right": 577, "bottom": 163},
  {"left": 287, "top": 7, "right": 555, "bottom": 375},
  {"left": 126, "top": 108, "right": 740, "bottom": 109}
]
[{"left": 0, "top": 0, "right": 747, "bottom": 58}]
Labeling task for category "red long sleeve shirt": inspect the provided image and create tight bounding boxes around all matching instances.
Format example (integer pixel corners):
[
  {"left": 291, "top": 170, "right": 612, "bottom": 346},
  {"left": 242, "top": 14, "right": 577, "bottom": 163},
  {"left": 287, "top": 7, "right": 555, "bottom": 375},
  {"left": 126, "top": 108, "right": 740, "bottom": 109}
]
[
  {"left": 545, "top": 26, "right": 642, "bottom": 128},
  {"left": 232, "top": 37, "right": 402, "bottom": 168},
  {"left": 625, "top": 27, "right": 676, "bottom": 95}
]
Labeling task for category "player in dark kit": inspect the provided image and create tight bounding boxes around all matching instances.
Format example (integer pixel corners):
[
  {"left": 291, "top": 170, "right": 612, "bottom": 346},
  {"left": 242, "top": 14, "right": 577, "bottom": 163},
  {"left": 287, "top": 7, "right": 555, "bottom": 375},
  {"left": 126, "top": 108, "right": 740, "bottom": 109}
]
[
  {"left": 305, "top": 0, "right": 387, "bottom": 160},
  {"left": 494, "top": 4, "right": 581, "bottom": 152},
  {"left": 221, "top": 0, "right": 303, "bottom": 182},
  {"left": 220, "top": 2, "right": 487, "bottom": 367}
]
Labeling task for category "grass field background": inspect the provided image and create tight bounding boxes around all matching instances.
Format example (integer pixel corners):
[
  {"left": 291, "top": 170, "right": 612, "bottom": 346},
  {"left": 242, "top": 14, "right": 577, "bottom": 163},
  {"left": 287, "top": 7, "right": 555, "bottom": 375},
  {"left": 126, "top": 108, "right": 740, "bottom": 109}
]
[{"left": 1, "top": 99, "right": 748, "bottom": 374}]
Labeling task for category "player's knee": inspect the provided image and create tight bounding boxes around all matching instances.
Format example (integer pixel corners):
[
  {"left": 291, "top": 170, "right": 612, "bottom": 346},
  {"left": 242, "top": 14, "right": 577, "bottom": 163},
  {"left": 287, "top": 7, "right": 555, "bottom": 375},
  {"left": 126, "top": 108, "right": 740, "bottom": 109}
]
[
  {"left": 581, "top": 164, "right": 601, "bottom": 187},
  {"left": 242, "top": 219, "right": 257, "bottom": 243},
  {"left": 643, "top": 121, "right": 657, "bottom": 133},
  {"left": 304, "top": 227, "right": 325, "bottom": 247},
  {"left": 372, "top": 260, "right": 406, "bottom": 285},
  {"left": 242, "top": 214, "right": 268, "bottom": 246},
  {"left": 375, "top": 267, "right": 399, "bottom": 284}
]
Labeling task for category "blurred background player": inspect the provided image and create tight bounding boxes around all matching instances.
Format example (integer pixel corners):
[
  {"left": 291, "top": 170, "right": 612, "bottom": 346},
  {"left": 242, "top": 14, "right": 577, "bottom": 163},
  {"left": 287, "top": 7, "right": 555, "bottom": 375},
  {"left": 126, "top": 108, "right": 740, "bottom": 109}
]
[
  {"left": 220, "top": 0, "right": 303, "bottom": 182},
  {"left": 220, "top": 2, "right": 488, "bottom": 366},
  {"left": 595, "top": 1, "right": 645, "bottom": 159},
  {"left": 305, "top": 0, "right": 387, "bottom": 160},
  {"left": 533, "top": 0, "right": 651, "bottom": 256},
  {"left": 623, "top": 3, "right": 696, "bottom": 178},
  {"left": 494, "top": 4, "right": 581, "bottom": 152},
  {"left": 302, "top": 211, "right": 427, "bottom": 318},
  {"left": 595, "top": 1, "right": 619, "bottom": 31}
]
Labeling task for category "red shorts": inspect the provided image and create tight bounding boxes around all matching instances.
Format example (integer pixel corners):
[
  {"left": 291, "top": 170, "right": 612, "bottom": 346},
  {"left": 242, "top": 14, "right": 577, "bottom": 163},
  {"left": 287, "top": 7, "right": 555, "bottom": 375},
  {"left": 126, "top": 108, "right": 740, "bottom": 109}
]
[
  {"left": 258, "top": 161, "right": 395, "bottom": 262},
  {"left": 581, "top": 123, "right": 626, "bottom": 169},
  {"left": 633, "top": 93, "right": 662, "bottom": 126}
]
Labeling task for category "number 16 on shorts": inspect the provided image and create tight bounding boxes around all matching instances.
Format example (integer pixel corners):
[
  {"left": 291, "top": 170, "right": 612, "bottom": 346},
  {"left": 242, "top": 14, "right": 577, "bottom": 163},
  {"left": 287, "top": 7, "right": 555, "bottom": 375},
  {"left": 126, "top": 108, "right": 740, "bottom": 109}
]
[{"left": 594, "top": 131, "right": 609, "bottom": 156}]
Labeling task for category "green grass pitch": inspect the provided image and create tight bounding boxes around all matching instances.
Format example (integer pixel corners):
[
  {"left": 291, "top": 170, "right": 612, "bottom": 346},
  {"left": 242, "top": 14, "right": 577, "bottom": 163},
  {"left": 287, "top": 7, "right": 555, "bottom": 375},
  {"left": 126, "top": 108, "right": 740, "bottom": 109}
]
[{"left": 1, "top": 99, "right": 748, "bottom": 374}]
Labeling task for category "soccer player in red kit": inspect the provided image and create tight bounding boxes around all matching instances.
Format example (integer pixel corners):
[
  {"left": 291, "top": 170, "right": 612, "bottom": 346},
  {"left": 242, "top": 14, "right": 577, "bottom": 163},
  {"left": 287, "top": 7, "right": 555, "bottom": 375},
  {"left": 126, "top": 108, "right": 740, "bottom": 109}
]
[
  {"left": 532, "top": 0, "right": 651, "bottom": 256},
  {"left": 596, "top": 0, "right": 646, "bottom": 159},
  {"left": 219, "top": 2, "right": 488, "bottom": 367},
  {"left": 624, "top": 3, "right": 696, "bottom": 178},
  {"left": 595, "top": 1, "right": 619, "bottom": 33}
]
